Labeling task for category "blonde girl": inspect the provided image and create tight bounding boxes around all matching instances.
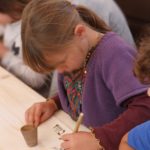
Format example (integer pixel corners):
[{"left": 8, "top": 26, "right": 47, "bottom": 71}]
[{"left": 22, "top": 0, "right": 150, "bottom": 149}]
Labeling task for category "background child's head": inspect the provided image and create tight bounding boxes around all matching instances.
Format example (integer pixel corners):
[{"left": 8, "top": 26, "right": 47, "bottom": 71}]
[
  {"left": 22, "top": 0, "right": 110, "bottom": 73},
  {"left": 0, "top": 13, "right": 14, "bottom": 25},
  {"left": 0, "top": 0, "right": 30, "bottom": 22},
  {"left": 134, "top": 26, "right": 150, "bottom": 83}
]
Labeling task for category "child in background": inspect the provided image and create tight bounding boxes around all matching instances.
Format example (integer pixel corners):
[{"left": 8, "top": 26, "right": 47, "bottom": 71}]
[
  {"left": 119, "top": 27, "right": 150, "bottom": 150},
  {"left": 73, "top": 0, "right": 135, "bottom": 46},
  {"left": 22, "top": 0, "right": 150, "bottom": 149},
  {"left": 0, "top": 0, "right": 57, "bottom": 97}
]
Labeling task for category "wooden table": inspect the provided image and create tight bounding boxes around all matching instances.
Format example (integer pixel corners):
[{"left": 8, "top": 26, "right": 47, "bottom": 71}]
[{"left": 0, "top": 66, "right": 88, "bottom": 150}]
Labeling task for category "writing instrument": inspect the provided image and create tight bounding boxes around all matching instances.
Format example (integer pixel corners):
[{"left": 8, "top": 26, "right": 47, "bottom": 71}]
[{"left": 73, "top": 113, "right": 84, "bottom": 133}]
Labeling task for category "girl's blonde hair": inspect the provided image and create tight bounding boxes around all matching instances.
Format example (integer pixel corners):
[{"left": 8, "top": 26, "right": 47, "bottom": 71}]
[
  {"left": 134, "top": 26, "right": 150, "bottom": 83},
  {"left": 22, "top": 0, "right": 111, "bottom": 73}
]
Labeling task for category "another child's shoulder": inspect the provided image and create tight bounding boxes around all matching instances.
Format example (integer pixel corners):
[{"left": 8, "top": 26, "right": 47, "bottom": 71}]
[{"left": 136, "top": 120, "right": 150, "bottom": 129}]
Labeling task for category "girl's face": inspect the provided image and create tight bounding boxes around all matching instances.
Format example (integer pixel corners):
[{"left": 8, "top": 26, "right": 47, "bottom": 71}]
[
  {"left": 44, "top": 24, "right": 94, "bottom": 74},
  {"left": 46, "top": 42, "right": 88, "bottom": 74},
  {"left": 57, "top": 45, "right": 87, "bottom": 73}
]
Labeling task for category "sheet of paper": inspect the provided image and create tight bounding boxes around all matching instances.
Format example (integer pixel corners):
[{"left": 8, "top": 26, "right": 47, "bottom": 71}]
[{"left": 38, "top": 116, "right": 72, "bottom": 150}]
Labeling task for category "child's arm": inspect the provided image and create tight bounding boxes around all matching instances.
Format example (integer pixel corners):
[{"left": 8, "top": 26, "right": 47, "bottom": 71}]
[
  {"left": 119, "top": 133, "right": 134, "bottom": 150},
  {"left": 1, "top": 49, "right": 47, "bottom": 89}
]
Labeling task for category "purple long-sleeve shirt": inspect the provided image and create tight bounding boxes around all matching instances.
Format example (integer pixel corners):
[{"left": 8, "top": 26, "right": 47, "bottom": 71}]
[
  {"left": 58, "top": 32, "right": 148, "bottom": 125},
  {"left": 54, "top": 32, "right": 150, "bottom": 149}
]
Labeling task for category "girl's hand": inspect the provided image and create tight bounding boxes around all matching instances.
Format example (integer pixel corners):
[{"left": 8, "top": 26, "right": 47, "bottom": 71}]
[
  {"left": 25, "top": 100, "right": 58, "bottom": 127},
  {"left": 0, "top": 42, "right": 8, "bottom": 59},
  {"left": 61, "top": 131, "right": 102, "bottom": 150}
]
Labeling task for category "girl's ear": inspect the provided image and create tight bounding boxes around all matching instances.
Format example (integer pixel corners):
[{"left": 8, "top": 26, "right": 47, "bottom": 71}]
[{"left": 74, "top": 24, "right": 86, "bottom": 38}]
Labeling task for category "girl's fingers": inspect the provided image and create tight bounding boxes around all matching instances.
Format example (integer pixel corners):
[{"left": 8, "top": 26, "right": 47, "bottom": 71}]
[
  {"left": 40, "top": 110, "right": 51, "bottom": 123},
  {"left": 25, "top": 107, "right": 34, "bottom": 125},
  {"left": 61, "top": 141, "right": 71, "bottom": 150},
  {"left": 25, "top": 109, "right": 29, "bottom": 123},
  {"left": 27, "top": 108, "right": 35, "bottom": 125},
  {"left": 34, "top": 107, "right": 43, "bottom": 127},
  {"left": 61, "top": 133, "right": 73, "bottom": 141}
]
